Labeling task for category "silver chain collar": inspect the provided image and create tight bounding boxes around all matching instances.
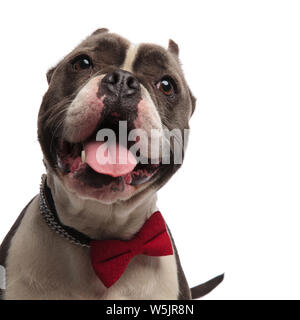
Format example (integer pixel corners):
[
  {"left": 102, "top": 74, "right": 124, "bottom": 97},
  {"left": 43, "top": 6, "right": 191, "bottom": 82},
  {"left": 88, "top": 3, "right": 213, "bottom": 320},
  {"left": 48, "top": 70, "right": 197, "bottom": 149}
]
[{"left": 39, "top": 174, "right": 90, "bottom": 248}]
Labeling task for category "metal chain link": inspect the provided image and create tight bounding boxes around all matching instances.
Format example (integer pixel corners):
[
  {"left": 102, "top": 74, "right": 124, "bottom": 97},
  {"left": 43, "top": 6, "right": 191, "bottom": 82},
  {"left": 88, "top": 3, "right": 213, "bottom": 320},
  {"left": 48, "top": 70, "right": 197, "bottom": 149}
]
[{"left": 39, "top": 174, "right": 90, "bottom": 248}]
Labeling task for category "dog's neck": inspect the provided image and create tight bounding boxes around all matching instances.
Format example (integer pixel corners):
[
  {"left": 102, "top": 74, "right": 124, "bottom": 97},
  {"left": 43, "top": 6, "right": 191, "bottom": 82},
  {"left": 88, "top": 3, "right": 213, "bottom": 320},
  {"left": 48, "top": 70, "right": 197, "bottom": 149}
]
[{"left": 46, "top": 173, "right": 158, "bottom": 240}]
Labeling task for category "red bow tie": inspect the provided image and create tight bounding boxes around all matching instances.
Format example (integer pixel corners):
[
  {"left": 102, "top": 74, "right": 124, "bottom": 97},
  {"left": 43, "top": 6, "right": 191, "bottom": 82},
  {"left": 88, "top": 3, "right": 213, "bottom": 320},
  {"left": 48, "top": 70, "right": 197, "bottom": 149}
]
[{"left": 90, "top": 211, "right": 173, "bottom": 288}]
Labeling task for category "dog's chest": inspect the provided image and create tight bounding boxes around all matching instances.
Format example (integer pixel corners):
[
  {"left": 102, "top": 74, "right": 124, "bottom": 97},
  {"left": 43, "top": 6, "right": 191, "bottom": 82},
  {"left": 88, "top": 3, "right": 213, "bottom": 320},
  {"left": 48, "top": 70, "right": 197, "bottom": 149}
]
[
  {"left": 7, "top": 244, "right": 179, "bottom": 300},
  {"left": 4, "top": 200, "right": 179, "bottom": 299},
  {"left": 95, "top": 255, "right": 179, "bottom": 300},
  {"left": 52, "top": 246, "right": 180, "bottom": 300}
]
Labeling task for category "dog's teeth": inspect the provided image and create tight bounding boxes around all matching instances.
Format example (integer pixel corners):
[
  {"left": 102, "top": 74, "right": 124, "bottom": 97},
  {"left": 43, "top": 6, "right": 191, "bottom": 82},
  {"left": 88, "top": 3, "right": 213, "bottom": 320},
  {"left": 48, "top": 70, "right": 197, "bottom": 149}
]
[{"left": 81, "top": 150, "right": 86, "bottom": 163}]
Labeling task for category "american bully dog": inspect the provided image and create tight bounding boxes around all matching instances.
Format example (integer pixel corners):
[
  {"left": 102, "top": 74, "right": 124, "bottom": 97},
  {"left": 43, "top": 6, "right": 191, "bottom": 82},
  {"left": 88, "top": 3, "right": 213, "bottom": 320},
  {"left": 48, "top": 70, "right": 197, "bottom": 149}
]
[{"left": 0, "top": 28, "right": 223, "bottom": 299}]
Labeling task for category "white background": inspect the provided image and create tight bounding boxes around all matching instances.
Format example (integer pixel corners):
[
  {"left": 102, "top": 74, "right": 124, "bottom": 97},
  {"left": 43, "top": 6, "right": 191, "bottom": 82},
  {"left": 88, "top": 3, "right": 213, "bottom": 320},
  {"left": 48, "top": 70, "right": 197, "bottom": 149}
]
[{"left": 0, "top": 0, "right": 300, "bottom": 299}]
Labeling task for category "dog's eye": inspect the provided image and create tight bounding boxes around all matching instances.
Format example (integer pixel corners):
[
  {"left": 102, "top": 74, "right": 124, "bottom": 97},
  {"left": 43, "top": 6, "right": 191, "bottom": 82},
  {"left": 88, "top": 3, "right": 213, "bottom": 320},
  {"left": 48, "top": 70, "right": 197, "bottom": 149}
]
[
  {"left": 71, "top": 55, "right": 93, "bottom": 71},
  {"left": 156, "top": 77, "right": 176, "bottom": 97}
]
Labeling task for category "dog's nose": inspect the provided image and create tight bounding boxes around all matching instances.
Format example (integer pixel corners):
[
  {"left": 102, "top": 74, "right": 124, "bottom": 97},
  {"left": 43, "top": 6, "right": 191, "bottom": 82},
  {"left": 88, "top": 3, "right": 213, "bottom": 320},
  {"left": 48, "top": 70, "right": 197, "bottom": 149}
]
[{"left": 102, "top": 70, "right": 140, "bottom": 97}]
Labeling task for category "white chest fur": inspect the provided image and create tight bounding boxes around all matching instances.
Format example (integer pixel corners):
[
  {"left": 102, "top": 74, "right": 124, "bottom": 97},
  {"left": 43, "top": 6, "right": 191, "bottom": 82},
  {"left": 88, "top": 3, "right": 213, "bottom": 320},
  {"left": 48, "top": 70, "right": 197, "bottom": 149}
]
[{"left": 4, "top": 197, "right": 179, "bottom": 300}]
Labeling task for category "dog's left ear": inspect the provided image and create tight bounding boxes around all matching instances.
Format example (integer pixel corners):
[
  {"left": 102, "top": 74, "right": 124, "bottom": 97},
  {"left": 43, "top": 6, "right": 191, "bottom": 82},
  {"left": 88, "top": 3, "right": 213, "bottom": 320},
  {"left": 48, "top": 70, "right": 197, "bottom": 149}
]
[
  {"left": 46, "top": 67, "right": 55, "bottom": 84},
  {"left": 46, "top": 67, "right": 56, "bottom": 84},
  {"left": 168, "top": 39, "right": 179, "bottom": 56},
  {"left": 91, "top": 28, "right": 109, "bottom": 36}
]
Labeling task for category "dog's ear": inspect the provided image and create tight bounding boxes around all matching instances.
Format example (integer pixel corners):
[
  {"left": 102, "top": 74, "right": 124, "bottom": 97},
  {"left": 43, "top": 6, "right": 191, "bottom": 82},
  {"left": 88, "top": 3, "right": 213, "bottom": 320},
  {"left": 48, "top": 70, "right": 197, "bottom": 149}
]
[
  {"left": 168, "top": 39, "right": 179, "bottom": 56},
  {"left": 91, "top": 28, "right": 109, "bottom": 36},
  {"left": 46, "top": 67, "right": 56, "bottom": 84}
]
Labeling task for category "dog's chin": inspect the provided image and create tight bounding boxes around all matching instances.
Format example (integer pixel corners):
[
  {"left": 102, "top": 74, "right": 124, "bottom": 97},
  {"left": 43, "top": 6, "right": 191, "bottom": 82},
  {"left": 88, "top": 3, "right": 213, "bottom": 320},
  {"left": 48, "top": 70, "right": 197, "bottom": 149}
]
[
  {"left": 57, "top": 165, "right": 162, "bottom": 204},
  {"left": 60, "top": 174, "right": 142, "bottom": 204}
]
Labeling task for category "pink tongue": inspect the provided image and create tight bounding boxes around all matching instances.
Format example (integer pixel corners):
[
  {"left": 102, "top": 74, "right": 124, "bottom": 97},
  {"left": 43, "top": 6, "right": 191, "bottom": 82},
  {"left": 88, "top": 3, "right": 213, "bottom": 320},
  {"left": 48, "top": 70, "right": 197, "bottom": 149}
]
[{"left": 84, "top": 141, "right": 137, "bottom": 177}]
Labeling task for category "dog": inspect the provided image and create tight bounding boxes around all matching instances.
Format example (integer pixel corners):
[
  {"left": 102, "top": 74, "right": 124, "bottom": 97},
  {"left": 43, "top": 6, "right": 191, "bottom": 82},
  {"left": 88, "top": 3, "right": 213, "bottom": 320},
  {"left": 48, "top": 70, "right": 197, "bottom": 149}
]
[{"left": 0, "top": 28, "right": 223, "bottom": 299}]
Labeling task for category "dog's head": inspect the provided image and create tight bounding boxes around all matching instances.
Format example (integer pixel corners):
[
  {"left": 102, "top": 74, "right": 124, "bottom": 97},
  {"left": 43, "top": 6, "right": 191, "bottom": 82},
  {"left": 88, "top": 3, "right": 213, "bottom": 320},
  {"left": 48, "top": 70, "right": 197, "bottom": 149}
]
[{"left": 38, "top": 29, "right": 196, "bottom": 203}]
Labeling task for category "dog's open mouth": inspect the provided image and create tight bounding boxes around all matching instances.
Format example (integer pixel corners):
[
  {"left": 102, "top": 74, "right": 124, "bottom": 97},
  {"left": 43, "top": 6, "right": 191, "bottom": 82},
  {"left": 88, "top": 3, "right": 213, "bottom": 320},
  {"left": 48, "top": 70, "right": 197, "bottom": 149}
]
[{"left": 56, "top": 122, "right": 161, "bottom": 191}]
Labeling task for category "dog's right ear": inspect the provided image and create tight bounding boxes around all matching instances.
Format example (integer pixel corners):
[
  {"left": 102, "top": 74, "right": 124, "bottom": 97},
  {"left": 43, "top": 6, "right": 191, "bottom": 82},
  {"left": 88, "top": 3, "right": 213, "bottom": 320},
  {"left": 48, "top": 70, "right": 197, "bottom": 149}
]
[
  {"left": 46, "top": 67, "right": 56, "bottom": 84},
  {"left": 91, "top": 28, "right": 109, "bottom": 36},
  {"left": 168, "top": 39, "right": 179, "bottom": 56}
]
